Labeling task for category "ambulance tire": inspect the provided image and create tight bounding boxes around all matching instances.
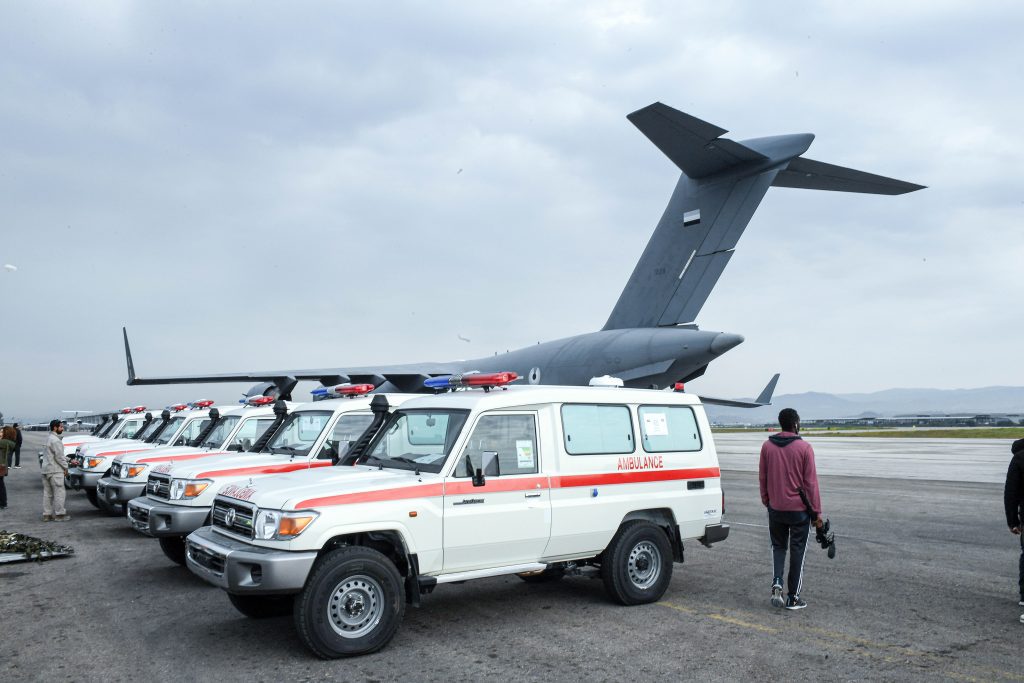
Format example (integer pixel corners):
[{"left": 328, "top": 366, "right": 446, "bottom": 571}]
[
  {"left": 601, "top": 520, "right": 673, "bottom": 606},
  {"left": 295, "top": 546, "right": 405, "bottom": 658},
  {"left": 85, "top": 488, "right": 100, "bottom": 508},
  {"left": 159, "top": 536, "right": 187, "bottom": 566},
  {"left": 517, "top": 565, "right": 565, "bottom": 583},
  {"left": 228, "top": 593, "right": 295, "bottom": 619}
]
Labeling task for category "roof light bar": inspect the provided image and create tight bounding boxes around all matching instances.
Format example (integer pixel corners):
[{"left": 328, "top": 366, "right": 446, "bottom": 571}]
[
  {"left": 424, "top": 371, "right": 519, "bottom": 391},
  {"left": 674, "top": 383, "right": 685, "bottom": 392},
  {"left": 247, "top": 395, "right": 276, "bottom": 406},
  {"left": 191, "top": 399, "right": 215, "bottom": 408},
  {"left": 132, "top": 405, "right": 147, "bottom": 413},
  {"left": 120, "top": 407, "right": 133, "bottom": 414},
  {"left": 168, "top": 403, "right": 189, "bottom": 412},
  {"left": 311, "top": 383, "right": 376, "bottom": 398}
]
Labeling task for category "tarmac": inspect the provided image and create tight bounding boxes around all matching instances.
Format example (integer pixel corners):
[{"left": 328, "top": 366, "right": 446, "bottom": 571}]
[{"left": 1, "top": 430, "right": 1021, "bottom": 682}]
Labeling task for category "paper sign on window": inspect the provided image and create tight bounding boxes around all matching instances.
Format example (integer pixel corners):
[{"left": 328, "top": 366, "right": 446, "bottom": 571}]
[
  {"left": 643, "top": 413, "right": 668, "bottom": 436},
  {"left": 516, "top": 440, "right": 535, "bottom": 468}
]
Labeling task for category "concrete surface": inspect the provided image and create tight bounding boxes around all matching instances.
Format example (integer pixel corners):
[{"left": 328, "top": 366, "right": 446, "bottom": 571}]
[{"left": 0, "top": 431, "right": 1021, "bottom": 681}]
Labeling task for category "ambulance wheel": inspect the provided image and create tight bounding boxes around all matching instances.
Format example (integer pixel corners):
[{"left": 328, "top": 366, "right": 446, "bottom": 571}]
[
  {"left": 228, "top": 593, "right": 295, "bottom": 619},
  {"left": 294, "top": 546, "right": 405, "bottom": 658},
  {"left": 517, "top": 565, "right": 565, "bottom": 583},
  {"left": 601, "top": 520, "right": 673, "bottom": 605},
  {"left": 85, "top": 489, "right": 100, "bottom": 508},
  {"left": 159, "top": 536, "right": 186, "bottom": 566}
]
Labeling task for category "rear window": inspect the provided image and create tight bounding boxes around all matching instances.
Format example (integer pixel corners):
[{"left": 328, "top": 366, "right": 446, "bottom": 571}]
[
  {"left": 561, "top": 404, "right": 635, "bottom": 455},
  {"left": 638, "top": 405, "right": 702, "bottom": 453}
]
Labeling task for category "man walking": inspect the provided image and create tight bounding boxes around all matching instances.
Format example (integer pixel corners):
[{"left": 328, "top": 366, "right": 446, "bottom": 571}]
[
  {"left": 12, "top": 423, "right": 22, "bottom": 468},
  {"left": 42, "top": 419, "right": 70, "bottom": 522},
  {"left": 759, "top": 408, "right": 823, "bottom": 610},
  {"left": 1002, "top": 438, "right": 1024, "bottom": 622}
]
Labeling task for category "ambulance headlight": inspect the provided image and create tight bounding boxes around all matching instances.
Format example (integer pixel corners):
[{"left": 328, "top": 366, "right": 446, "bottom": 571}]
[
  {"left": 169, "top": 478, "right": 211, "bottom": 500},
  {"left": 253, "top": 509, "right": 318, "bottom": 541}
]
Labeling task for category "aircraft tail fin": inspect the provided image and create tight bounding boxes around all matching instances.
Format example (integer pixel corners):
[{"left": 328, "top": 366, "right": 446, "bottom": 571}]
[
  {"left": 603, "top": 103, "right": 923, "bottom": 330},
  {"left": 123, "top": 327, "right": 136, "bottom": 384}
]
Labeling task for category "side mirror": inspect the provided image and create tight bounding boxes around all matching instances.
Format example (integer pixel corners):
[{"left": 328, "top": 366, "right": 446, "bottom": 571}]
[{"left": 465, "top": 453, "right": 485, "bottom": 487}]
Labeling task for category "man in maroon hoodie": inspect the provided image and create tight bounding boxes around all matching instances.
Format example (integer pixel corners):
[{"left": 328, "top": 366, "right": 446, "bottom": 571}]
[{"left": 759, "top": 408, "right": 823, "bottom": 611}]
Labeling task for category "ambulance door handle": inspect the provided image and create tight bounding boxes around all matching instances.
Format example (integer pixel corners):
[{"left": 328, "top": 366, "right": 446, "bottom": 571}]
[{"left": 524, "top": 492, "right": 542, "bottom": 499}]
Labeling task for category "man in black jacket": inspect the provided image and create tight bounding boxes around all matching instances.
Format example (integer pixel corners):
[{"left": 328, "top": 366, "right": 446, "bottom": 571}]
[{"left": 1003, "top": 438, "right": 1024, "bottom": 622}]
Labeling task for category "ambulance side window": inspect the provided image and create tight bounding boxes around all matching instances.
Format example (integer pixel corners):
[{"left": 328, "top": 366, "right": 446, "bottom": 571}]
[
  {"left": 121, "top": 420, "right": 142, "bottom": 439},
  {"left": 317, "top": 413, "right": 374, "bottom": 460},
  {"left": 560, "top": 404, "right": 634, "bottom": 455},
  {"left": 638, "top": 405, "right": 702, "bottom": 453},
  {"left": 174, "top": 419, "right": 210, "bottom": 447},
  {"left": 456, "top": 413, "right": 538, "bottom": 477}
]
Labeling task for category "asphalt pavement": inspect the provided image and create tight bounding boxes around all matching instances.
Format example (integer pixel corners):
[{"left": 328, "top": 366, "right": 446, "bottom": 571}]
[{"left": 1, "top": 430, "right": 1021, "bottom": 682}]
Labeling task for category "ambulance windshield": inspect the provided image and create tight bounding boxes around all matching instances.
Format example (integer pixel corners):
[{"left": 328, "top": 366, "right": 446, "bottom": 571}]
[
  {"left": 266, "top": 411, "right": 332, "bottom": 456},
  {"left": 363, "top": 409, "right": 469, "bottom": 473}
]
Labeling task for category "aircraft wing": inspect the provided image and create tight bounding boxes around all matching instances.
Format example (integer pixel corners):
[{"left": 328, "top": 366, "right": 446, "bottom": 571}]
[
  {"left": 123, "top": 328, "right": 459, "bottom": 395},
  {"left": 697, "top": 373, "right": 779, "bottom": 409}
]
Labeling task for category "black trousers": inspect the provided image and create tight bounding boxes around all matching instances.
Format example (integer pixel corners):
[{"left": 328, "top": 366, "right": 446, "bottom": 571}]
[
  {"left": 1018, "top": 533, "right": 1023, "bottom": 602},
  {"left": 12, "top": 445, "right": 20, "bottom": 467},
  {"left": 0, "top": 476, "right": 6, "bottom": 508},
  {"left": 768, "top": 508, "right": 811, "bottom": 598}
]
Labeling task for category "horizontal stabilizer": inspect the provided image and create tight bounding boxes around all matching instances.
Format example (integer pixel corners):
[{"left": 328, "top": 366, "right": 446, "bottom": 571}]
[
  {"left": 627, "top": 103, "right": 767, "bottom": 178},
  {"left": 698, "top": 373, "right": 780, "bottom": 409},
  {"left": 773, "top": 157, "right": 925, "bottom": 195}
]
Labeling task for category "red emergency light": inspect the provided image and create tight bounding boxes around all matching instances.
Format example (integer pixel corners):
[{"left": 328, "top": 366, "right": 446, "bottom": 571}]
[
  {"left": 334, "top": 383, "right": 375, "bottom": 396},
  {"left": 121, "top": 407, "right": 133, "bottom": 414},
  {"left": 169, "top": 403, "right": 189, "bottom": 412},
  {"left": 192, "top": 399, "right": 215, "bottom": 408},
  {"left": 132, "top": 406, "right": 147, "bottom": 413},
  {"left": 247, "top": 396, "right": 276, "bottom": 406},
  {"left": 674, "top": 383, "right": 685, "bottom": 392}
]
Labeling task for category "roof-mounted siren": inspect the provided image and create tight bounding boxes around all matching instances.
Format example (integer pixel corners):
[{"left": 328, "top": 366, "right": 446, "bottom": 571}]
[
  {"left": 120, "top": 407, "right": 133, "bottom": 414},
  {"left": 311, "top": 383, "right": 376, "bottom": 400},
  {"left": 673, "top": 383, "right": 685, "bottom": 392},
  {"left": 132, "top": 405, "right": 147, "bottom": 413},
  {"left": 247, "top": 395, "right": 276, "bottom": 406},
  {"left": 168, "top": 403, "right": 189, "bottom": 412},
  {"left": 589, "top": 375, "right": 625, "bottom": 388},
  {"left": 424, "top": 371, "right": 519, "bottom": 393},
  {"left": 190, "top": 399, "right": 215, "bottom": 409}
]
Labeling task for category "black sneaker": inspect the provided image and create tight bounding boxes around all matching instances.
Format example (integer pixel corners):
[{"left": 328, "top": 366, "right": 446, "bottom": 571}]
[
  {"left": 785, "top": 596, "right": 807, "bottom": 611},
  {"left": 771, "top": 579, "right": 784, "bottom": 608}
]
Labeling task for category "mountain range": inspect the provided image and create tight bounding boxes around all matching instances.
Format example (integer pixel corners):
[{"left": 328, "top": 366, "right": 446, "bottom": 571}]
[{"left": 704, "top": 386, "right": 1024, "bottom": 424}]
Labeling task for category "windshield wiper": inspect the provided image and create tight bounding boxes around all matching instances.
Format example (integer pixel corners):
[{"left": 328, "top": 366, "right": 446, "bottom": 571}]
[
  {"left": 387, "top": 456, "right": 422, "bottom": 475},
  {"left": 273, "top": 445, "right": 304, "bottom": 456}
]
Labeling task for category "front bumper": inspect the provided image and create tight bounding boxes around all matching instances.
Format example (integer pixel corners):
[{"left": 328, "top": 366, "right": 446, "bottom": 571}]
[
  {"left": 100, "top": 479, "right": 146, "bottom": 505},
  {"left": 127, "top": 498, "right": 211, "bottom": 537},
  {"left": 186, "top": 526, "right": 317, "bottom": 595},
  {"left": 67, "top": 468, "right": 106, "bottom": 491}
]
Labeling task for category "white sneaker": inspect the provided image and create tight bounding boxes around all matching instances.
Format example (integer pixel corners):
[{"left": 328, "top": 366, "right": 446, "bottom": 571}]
[{"left": 1020, "top": 613, "right": 1024, "bottom": 624}]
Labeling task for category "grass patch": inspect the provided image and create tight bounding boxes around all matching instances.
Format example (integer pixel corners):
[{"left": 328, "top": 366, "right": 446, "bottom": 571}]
[{"left": 810, "top": 428, "right": 1024, "bottom": 439}]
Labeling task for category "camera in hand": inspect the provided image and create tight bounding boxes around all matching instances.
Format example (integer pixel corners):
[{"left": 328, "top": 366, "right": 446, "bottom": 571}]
[{"left": 816, "top": 518, "right": 836, "bottom": 559}]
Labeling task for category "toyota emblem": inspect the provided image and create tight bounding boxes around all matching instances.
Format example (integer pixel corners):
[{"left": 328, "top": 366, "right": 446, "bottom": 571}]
[{"left": 224, "top": 508, "right": 237, "bottom": 527}]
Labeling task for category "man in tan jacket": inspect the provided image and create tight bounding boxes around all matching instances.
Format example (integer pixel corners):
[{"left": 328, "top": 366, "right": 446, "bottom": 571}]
[{"left": 42, "top": 419, "right": 69, "bottom": 521}]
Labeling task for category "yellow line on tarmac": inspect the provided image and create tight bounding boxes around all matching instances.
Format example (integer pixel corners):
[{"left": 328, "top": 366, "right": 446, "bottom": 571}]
[{"left": 657, "top": 601, "right": 1024, "bottom": 682}]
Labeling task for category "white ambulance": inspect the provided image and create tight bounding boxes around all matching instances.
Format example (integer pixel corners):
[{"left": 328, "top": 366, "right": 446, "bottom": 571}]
[
  {"left": 97, "top": 399, "right": 285, "bottom": 513},
  {"left": 62, "top": 407, "right": 152, "bottom": 459},
  {"left": 184, "top": 373, "right": 729, "bottom": 658},
  {"left": 70, "top": 402, "right": 217, "bottom": 509},
  {"left": 128, "top": 386, "right": 409, "bottom": 566}
]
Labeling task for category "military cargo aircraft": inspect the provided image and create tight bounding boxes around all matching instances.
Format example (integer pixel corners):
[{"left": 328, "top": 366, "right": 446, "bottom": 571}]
[{"left": 122, "top": 102, "right": 922, "bottom": 404}]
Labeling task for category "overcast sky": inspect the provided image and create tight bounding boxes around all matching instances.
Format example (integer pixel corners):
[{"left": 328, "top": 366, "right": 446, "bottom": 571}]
[{"left": 1, "top": 1, "right": 1021, "bottom": 421}]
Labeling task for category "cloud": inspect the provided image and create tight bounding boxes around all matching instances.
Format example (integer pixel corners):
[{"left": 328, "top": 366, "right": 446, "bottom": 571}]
[{"left": 0, "top": 1, "right": 1021, "bottom": 419}]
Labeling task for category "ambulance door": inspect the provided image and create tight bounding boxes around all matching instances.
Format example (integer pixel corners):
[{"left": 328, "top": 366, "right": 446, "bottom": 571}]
[{"left": 442, "top": 412, "right": 551, "bottom": 573}]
